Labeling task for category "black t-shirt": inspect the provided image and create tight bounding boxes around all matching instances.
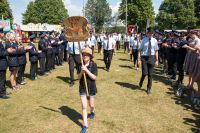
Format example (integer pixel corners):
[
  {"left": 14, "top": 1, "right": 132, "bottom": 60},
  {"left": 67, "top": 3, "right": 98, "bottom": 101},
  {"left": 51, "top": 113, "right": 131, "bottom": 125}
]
[{"left": 79, "top": 61, "right": 98, "bottom": 95}]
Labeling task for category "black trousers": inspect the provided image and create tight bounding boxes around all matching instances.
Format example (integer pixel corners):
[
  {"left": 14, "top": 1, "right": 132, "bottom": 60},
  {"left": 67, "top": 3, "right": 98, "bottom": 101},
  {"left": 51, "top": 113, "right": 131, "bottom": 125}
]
[
  {"left": 39, "top": 57, "right": 46, "bottom": 74},
  {"left": 116, "top": 41, "right": 120, "bottom": 50},
  {"left": 59, "top": 50, "right": 64, "bottom": 65},
  {"left": 167, "top": 55, "right": 176, "bottom": 78},
  {"left": 124, "top": 42, "right": 129, "bottom": 53},
  {"left": 140, "top": 56, "right": 155, "bottom": 89},
  {"left": 97, "top": 42, "right": 102, "bottom": 53},
  {"left": 91, "top": 46, "right": 95, "bottom": 55},
  {"left": 177, "top": 58, "right": 185, "bottom": 83},
  {"left": 64, "top": 49, "right": 68, "bottom": 61},
  {"left": 30, "top": 62, "right": 38, "bottom": 79},
  {"left": 46, "top": 54, "right": 52, "bottom": 72},
  {"left": 132, "top": 49, "right": 139, "bottom": 67},
  {"left": 68, "top": 54, "right": 81, "bottom": 81},
  {"left": 0, "top": 70, "right": 6, "bottom": 95},
  {"left": 51, "top": 52, "right": 56, "bottom": 69},
  {"left": 103, "top": 49, "right": 113, "bottom": 70},
  {"left": 17, "top": 64, "right": 26, "bottom": 83}
]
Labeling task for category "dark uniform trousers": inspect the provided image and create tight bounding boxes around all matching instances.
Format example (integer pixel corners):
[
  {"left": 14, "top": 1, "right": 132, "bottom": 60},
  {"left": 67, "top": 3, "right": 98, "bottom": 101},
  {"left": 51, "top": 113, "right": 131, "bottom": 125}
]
[
  {"left": 51, "top": 48, "right": 56, "bottom": 69},
  {"left": 30, "top": 62, "right": 38, "bottom": 79},
  {"left": 46, "top": 54, "right": 52, "bottom": 71},
  {"left": 69, "top": 54, "right": 81, "bottom": 82},
  {"left": 140, "top": 56, "right": 155, "bottom": 89},
  {"left": 116, "top": 41, "right": 120, "bottom": 50},
  {"left": 97, "top": 42, "right": 102, "bottom": 53},
  {"left": 0, "top": 70, "right": 6, "bottom": 95},
  {"left": 103, "top": 49, "right": 113, "bottom": 70},
  {"left": 124, "top": 42, "right": 129, "bottom": 53},
  {"left": 132, "top": 49, "right": 139, "bottom": 67},
  {"left": 39, "top": 57, "right": 46, "bottom": 74},
  {"left": 17, "top": 64, "right": 26, "bottom": 83}
]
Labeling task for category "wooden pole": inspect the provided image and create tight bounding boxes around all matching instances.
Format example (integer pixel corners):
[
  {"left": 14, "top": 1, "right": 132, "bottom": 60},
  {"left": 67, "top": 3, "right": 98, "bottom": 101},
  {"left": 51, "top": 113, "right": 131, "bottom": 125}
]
[{"left": 78, "top": 41, "right": 89, "bottom": 96}]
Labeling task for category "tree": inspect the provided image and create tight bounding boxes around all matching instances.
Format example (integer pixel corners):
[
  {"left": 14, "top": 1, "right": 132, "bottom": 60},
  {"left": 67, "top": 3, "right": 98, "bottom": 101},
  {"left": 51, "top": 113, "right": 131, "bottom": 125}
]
[
  {"left": 194, "top": 0, "right": 200, "bottom": 27},
  {"left": 118, "top": 0, "right": 155, "bottom": 32},
  {"left": 85, "top": 0, "right": 112, "bottom": 32},
  {"left": 23, "top": 0, "right": 69, "bottom": 24},
  {"left": 156, "top": 0, "right": 197, "bottom": 30},
  {"left": 0, "top": 0, "right": 13, "bottom": 23}
]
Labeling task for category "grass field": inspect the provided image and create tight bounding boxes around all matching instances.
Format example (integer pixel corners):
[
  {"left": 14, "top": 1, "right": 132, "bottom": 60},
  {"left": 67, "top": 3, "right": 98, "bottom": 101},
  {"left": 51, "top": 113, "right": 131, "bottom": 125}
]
[{"left": 0, "top": 49, "right": 199, "bottom": 133}]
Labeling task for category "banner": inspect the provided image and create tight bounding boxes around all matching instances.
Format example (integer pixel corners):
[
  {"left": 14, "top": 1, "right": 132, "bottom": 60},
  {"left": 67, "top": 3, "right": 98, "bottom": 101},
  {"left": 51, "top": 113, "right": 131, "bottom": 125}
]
[
  {"left": 63, "top": 16, "right": 90, "bottom": 41},
  {"left": 20, "top": 23, "right": 62, "bottom": 32},
  {"left": 0, "top": 20, "right": 11, "bottom": 32}
]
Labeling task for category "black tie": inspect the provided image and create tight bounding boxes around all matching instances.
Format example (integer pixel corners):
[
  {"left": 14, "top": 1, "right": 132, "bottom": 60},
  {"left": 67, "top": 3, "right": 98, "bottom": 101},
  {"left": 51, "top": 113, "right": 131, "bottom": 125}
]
[
  {"left": 107, "top": 38, "right": 109, "bottom": 50},
  {"left": 73, "top": 42, "right": 75, "bottom": 55},
  {"left": 148, "top": 38, "right": 151, "bottom": 56}
]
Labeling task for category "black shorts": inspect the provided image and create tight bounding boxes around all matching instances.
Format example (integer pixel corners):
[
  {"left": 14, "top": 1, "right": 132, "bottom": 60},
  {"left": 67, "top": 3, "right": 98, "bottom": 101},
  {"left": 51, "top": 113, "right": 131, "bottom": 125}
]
[{"left": 9, "top": 66, "right": 18, "bottom": 72}]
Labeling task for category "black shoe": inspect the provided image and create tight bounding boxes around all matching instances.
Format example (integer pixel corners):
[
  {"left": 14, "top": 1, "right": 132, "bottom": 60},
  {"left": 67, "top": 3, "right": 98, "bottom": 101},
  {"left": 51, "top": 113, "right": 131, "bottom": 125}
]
[
  {"left": 146, "top": 88, "right": 151, "bottom": 95},
  {"left": 0, "top": 94, "right": 9, "bottom": 99}
]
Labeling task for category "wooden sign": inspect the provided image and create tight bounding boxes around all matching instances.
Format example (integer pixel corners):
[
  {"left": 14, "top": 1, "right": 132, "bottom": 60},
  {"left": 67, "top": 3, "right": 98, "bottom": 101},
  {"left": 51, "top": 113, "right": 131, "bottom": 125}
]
[{"left": 63, "top": 16, "right": 90, "bottom": 42}]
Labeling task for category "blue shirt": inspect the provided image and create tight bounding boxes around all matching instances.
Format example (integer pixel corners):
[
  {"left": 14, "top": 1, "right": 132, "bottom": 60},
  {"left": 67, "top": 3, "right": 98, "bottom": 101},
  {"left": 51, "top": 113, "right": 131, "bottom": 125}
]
[
  {"left": 124, "top": 35, "right": 130, "bottom": 42},
  {"left": 103, "top": 37, "right": 115, "bottom": 50},
  {"left": 132, "top": 40, "right": 141, "bottom": 50},
  {"left": 67, "top": 41, "right": 84, "bottom": 55},
  {"left": 130, "top": 36, "right": 135, "bottom": 46},
  {"left": 139, "top": 37, "right": 159, "bottom": 56}
]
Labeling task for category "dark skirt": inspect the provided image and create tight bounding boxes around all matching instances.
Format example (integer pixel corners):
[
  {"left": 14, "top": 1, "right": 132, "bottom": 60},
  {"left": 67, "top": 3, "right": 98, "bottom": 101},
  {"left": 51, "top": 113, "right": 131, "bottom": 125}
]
[
  {"left": 192, "top": 53, "right": 200, "bottom": 83},
  {"left": 184, "top": 51, "right": 198, "bottom": 74}
]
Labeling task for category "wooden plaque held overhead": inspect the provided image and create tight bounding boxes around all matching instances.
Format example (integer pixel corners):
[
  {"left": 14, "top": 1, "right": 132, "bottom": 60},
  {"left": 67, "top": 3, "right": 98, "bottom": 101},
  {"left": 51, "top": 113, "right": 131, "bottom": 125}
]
[{"left": 63, "top": 16, "right": 90, "bottom": 42}]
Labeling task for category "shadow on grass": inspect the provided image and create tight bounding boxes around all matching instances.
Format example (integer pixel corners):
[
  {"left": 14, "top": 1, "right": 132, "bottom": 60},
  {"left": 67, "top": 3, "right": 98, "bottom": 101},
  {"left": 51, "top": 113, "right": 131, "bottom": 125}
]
[
  {"left": 119, "top": 65, "right": 133, "bottom": 69},
  {"left": 166, "top": 85, "right": 200, "bottom": 132},
  {"left": 40, "top": 106, "right": 82, "bottom": 127},
  {"left": 118, "top": 58, "right": 130, "bottom": 62},
  {"left": 59, "top": 106, "right": 82, "bottom": 127},
  {"left": 115, "top": 82, "right": 146, "bottom": 92},
  {"left": 97, "top": 66, "right": 106, "bottom": 70},
  {"left": 56, "top": 76, "right": 78, "bottom": 84},
  {"left": 152, "top": 67, "right": 200, "bottom": 132},
  {"left": 96, "top": 58, "right": 104, "bottom": 61},
  {"left": 56, "top": 76, "right": 71, "bottom": 83}
]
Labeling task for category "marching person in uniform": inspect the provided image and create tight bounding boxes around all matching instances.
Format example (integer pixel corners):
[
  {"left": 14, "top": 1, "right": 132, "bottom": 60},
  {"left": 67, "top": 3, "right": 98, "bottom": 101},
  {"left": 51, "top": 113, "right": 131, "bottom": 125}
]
[
  {"left": 5, "top": 32, "right": 19, "bottom": 90},
  {"left": 45, "top": 33, "right": 53, "bottom": 73},
  {"left": 38, "top": 32, "right": 48, "bottom": 76},
  {"left": 78, "top": 47, "right": 98, "bottom": 133},
  {"left": 97, "top": 34, "right": 102, "bottom": 54},
  {"left": 129, "top": 34, "right": 135, "bottom": 61},
  {"left": 103, "top": 33, "right": 115, "bottom": 72},
  {"left": 132, "top": 34, "right": 141, "bottom": 70},
  {"left": 88, "top": 33, "right": 96, "bottom": 55},
  {"left": 16, "top": 36, "right": 30, "bottom": 85},
  {"left": 0, "top": 28, "right": 9, "bottom": 99},
  {"left": 138, "top": 27, "right": 159, "bottom": 95},
  {"left": 67, "top": 41, "right": 83, "bottom": 86},
  {"left": 28, "top": 34, "right": 39, "bottom": 80},
  {"left": 124, "top": 33, "right": 130, "bottom": 53},
  {"left": 48, "top": 31, "right": 56, "bottom": 70}
]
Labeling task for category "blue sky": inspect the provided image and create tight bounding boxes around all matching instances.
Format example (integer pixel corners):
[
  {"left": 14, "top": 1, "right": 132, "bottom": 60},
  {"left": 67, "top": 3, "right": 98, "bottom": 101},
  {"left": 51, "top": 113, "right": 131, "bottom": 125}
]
[{"left": 8, "top": 0, "right": 163, "bottom": 24}]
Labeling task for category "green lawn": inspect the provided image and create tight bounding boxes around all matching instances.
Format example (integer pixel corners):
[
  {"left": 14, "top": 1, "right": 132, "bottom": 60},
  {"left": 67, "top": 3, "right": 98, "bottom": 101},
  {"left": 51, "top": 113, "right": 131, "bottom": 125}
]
[{"left": 0, "top": 49, "right": 199, "bottom": 133}]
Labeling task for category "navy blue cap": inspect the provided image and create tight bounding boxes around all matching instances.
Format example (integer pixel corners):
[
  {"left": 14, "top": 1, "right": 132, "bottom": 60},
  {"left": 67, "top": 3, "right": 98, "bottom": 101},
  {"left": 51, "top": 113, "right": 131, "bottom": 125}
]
[
  {"left": 147, "top": 27, "right": 154, "bottom": 33},
  {"left": 0, "top": 28, "right": 3, "bottom": 33},
  {"left": 40, "top": 32, "right": 47, "bottom": 37},
  {"left": 29, "top": 34, "right": 36, "bottom": 39}
]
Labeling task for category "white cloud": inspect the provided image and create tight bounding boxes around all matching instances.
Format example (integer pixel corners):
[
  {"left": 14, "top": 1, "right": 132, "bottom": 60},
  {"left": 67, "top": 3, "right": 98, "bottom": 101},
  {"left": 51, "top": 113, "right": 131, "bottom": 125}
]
[
  {"left": 110, "top": 2, "right": 120, "bottom": 16},
  {"left": 63, "top": 0, "right": 83, "bottom": 16}
]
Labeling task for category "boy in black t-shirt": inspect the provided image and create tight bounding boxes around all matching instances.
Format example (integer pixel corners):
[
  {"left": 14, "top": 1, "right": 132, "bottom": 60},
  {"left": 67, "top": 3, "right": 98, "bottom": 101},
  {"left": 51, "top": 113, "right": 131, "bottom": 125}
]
[{"left": 78, "top": 47, "right": 98, "bottom": 133}]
